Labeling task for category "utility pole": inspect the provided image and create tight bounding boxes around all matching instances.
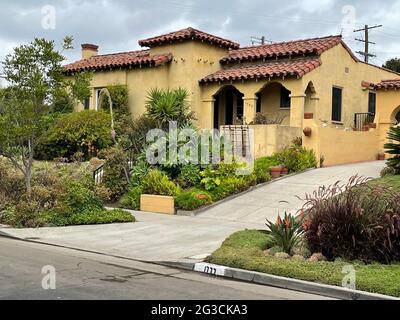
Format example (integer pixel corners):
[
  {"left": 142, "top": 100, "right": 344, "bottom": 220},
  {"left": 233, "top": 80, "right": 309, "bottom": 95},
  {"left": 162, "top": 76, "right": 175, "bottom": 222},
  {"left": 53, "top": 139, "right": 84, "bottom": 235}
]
[
  {"left": 353, "top": 24, "right": 382, "bottom": 63},
  {"left": 251, "top": 36, "right": 273, "bottom": 46}
]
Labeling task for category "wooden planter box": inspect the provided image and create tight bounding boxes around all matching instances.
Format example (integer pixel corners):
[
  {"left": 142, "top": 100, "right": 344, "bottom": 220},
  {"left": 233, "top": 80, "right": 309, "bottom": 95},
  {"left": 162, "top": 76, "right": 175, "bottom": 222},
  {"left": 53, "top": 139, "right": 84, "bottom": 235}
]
[{"left": 140, "top": 194, "right": 175, "bottom": 215}]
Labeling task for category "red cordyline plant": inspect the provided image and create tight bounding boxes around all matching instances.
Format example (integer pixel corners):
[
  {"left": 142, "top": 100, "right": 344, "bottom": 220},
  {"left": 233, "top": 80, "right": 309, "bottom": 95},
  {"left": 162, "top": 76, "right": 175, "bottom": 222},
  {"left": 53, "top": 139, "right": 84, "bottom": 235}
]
[
  {"left": 298, "top": 175, "right": 400, "bottom": 263},
  {"left": 265, "top": 212, "right": 305, "bottom": 255}
]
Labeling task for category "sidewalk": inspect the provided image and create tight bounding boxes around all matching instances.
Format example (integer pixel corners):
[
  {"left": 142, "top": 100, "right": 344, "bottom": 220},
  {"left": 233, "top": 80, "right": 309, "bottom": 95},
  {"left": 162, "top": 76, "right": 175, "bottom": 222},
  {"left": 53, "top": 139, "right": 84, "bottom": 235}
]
[{"left": 0, "top": 161, "right": 385, "bottom": 263}]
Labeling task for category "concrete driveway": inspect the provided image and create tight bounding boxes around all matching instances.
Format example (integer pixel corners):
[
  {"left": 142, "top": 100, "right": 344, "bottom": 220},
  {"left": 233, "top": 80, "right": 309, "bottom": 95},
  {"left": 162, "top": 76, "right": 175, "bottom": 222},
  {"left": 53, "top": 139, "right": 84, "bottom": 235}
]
[{"left": 0, "top": 161, "right": 385, "bottom": 263}]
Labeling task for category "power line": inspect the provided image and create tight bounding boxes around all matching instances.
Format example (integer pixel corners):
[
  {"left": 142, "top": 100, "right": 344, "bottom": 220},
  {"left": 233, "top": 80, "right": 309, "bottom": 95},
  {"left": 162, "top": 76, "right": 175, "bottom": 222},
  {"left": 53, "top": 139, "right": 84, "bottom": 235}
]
[
  {"left": 250, "top": 36, "right": 273, "bottom": 45},
  {"left": 353, "top": 24, "right": 382, "bottom": 63}
]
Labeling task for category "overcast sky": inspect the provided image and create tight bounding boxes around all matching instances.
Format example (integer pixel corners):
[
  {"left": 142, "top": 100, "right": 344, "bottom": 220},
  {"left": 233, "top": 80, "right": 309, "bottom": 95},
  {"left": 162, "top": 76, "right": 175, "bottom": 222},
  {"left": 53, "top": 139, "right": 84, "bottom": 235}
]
[{"left": 1, "top": 0, "right": 400, "bottom": 86}]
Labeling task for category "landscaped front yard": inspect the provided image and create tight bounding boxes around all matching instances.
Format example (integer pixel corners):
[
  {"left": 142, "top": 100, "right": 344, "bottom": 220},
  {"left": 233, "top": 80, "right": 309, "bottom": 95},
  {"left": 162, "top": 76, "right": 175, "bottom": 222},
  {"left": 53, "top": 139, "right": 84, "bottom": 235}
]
[{"left": 207, "top": 174, "right": 400, "bottom": 298}]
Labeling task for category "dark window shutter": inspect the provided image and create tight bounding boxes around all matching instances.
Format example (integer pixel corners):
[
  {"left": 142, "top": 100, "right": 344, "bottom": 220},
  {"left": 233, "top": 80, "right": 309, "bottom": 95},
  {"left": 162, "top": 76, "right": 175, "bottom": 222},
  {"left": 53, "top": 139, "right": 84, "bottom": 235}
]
[
  {"left": 332, "top": 87, "right": 342, "bottom": 122},
  {"left": 368, "top": 92, "right": 376, "bottom": 114},
  {"left": 280, "top": 86, "right": 291, "bottom": 109}
]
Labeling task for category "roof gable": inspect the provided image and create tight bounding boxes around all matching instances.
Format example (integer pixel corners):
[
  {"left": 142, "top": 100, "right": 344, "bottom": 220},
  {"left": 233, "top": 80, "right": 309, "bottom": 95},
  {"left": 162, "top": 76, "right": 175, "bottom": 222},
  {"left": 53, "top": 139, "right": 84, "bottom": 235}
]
[{"left": 138, "top": 27, "right": 240, "bottom": 50}]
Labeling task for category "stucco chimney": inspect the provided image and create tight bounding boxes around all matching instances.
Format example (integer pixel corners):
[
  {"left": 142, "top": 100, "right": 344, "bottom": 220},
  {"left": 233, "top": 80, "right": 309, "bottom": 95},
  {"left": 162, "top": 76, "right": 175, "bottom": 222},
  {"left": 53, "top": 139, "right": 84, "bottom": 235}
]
[{"left": 81, "top": 43, "right": 99, "bottom": 59}]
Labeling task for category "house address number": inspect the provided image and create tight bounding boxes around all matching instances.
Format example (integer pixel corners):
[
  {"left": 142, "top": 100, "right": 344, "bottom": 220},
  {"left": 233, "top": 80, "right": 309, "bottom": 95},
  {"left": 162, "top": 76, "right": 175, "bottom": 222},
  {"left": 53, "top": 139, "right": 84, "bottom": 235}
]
[{"left": 194, "top": 263, "right": 226, "bottom": 276}]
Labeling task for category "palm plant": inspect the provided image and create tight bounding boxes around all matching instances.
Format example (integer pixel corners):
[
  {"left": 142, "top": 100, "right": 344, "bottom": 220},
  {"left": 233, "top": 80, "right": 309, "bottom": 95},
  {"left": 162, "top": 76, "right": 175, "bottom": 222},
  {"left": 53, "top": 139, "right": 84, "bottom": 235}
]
[
  {"left": 384, "top": 126, "right": 400, "bottom": 170},
  {"left": 145, "top": 88, "right": 195, "bottom": 129},
  {"left": 265, "top": 212, "right": 305, "bottom": 255}
]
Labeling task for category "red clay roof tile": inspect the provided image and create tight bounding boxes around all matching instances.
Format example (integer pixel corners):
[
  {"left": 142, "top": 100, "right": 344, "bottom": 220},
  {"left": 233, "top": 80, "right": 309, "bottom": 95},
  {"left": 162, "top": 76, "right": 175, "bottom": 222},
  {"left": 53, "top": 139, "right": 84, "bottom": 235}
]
[
  {"left": 200, "top": 58, "right": 321, "bottom": 84},
  {"left": 138, "top": 27, "right": 240, "bottom": 49},
  {"left": 64, "top": 50, "right": 172, "bottom": 73},
  {"left": 221, "top": 35, "right": 344, "bottom": 64},
  {"left": 374, "top": 79, "right": 400, "bottom": 90}
]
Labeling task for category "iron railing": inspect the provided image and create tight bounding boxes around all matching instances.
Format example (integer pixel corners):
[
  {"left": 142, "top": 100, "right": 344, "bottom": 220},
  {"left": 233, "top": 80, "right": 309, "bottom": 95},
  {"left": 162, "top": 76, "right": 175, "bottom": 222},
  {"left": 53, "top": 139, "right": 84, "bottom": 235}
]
[
  {"left": 93, "top": 146, "right": 136, "bottom": 185},
  {"left": 354, "top": 112, "right": 375, "bottom": 131}
]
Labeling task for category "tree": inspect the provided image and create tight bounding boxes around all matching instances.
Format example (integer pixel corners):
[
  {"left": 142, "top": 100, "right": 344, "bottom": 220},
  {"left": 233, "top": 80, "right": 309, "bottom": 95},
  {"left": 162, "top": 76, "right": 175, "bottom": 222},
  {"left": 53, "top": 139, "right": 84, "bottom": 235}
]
[
  {"left": 383, "top": 58, "right": 400, "bottom": 73},
  {"left": 0, "top": 37, "right": 92, "bottom": 192}
]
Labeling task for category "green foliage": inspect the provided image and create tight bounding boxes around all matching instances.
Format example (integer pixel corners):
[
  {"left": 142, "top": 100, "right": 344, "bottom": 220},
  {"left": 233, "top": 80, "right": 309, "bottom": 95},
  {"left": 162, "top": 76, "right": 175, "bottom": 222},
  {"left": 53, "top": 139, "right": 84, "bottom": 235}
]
[
  {"left": 383, "top": 57, "right": 400, "bottom": 73},
  {"left": 100, "top": 85, "right": 129, "bottom": 115},
  {"left": 145, "top": 87, "right": 195, "bottom": 128},
  {"left": 35, "top": 110, "right": 112, "bottom": 161},
  {"left": 0, "top": 161, "right": 134, "bottom": 227},
  {"left": 254, "top": 157, "right": 278, "bottom": 183},
  {"left": 175, "top": 188, "right": 212, "bottom": 210},
  {"left": 129, "top": 160, "right": 150, "bottom": 187},
  {"left": 119, "top": 186, "right": 143, "bottom": 210},
  {"left": 265, "top": 212, "right": 305, "bottom": 255},
  {"left": 99, "top": 147, "right": 129, "bottom": 200},
  {"left": 385, "top": 127, "right": 400, "bottom": 171},
  {"left": 141, "top": 169, "right": 181, "bottom": 196},
  {"left": 273, "top": 145, "right": 317, "bottom": 173},
  {"left": 208, "top": 230, "right": 400, "bottom": 297},
  {"left": 126, "top": 115, "right": 158, "bottom": 155},
  {"left": 381, "top": 166, "right": 397, "bottom": 177},
  {"left": 302, "top": 175, "right": 400, "bottom": 263},
  {"left": 177, "top": 164, "right": 201, "bottom": 188}
]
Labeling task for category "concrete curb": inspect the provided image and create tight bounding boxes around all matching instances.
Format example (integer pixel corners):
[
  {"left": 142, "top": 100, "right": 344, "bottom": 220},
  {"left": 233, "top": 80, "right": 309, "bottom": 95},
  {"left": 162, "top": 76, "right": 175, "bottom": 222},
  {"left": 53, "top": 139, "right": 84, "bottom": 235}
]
[
  {"left": 160, "top": 261, "right": 399, "bottom": 301},
  {"left": 176, "top": 168, "right": 316, "bottom": 216}
]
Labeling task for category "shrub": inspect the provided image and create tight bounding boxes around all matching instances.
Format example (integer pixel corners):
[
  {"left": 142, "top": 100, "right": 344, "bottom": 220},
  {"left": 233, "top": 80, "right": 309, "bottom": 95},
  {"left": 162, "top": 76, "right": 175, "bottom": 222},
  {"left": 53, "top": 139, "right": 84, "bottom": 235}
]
[
  {"left": 99, "top": 147, "right": 129, "bottom": 201},
  {"left": 99, "top": 85, "right": 129, "bottom": 115},
  {"left": 119, "top": 186, "right": 143, "bottom": 210},
  {"left": 129, "top": 160, "right": 150, "bottom": 187},
  {"left": 265, "top": 212, "right": 305, "bottom": 255},
  {"left": 145, "top": 87, "right": 195, "bottom": 129},
  {"left": 65, "top": 208, "right": 134, "bottom": 226},
  {"left": 385, "top": 126, "right": 400, "bottom": 171},
  {"left": 126, "top": 115, "right": 158, "bottom": 155},
  {"left": 175, "top": 188, "right": 212, "bottom": 210},
  {"left": 0, "top": 160, "right": 25, "bottom": 207},
  {"left": 381, "top": 166, "right": 397, "bottom": 177},
  {"left": 141, "top": 169, "right": 181, "bottom": 196},
  {"left": 177, "top": 164, "right": 201, "bottom": 188},
  {"left": 35, "top": 110, "right": 112, "bottom": 161},
  {"left": 254, "top": 157, "right": 278, "bottom": 183},
  {"left": 274, "top": 145, "right": 317, "bottom": 173},
  {"left": 301, "top": 175, "right": 400, "bottom": 263}
]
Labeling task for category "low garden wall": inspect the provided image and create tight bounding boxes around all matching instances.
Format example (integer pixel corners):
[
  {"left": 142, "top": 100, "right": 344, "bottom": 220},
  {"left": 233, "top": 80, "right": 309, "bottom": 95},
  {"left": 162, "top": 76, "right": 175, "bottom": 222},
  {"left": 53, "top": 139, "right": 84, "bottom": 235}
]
[
  {"left": 302, "top": 119, "right": 380, "bottom": 167},
  {"left": 251, "top": 125, "right": 302, "bottom": 158}
]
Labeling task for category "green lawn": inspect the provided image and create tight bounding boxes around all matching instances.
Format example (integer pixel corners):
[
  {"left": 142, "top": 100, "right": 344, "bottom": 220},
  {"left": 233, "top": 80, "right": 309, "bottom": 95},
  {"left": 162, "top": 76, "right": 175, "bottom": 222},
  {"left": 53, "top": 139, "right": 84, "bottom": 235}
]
[
  {"left": 207, "top": 230, "right": 400, "bottom": 297},
  {"left": 370, "top": 174, "right": 400, "bottom": 189}
]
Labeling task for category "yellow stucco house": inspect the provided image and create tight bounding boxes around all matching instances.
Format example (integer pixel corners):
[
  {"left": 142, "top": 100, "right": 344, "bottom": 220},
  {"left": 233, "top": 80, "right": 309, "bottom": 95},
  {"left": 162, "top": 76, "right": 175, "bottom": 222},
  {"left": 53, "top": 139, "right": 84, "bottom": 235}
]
[{"left": 65, "top": 27, "right": 400, "bottom": 165}]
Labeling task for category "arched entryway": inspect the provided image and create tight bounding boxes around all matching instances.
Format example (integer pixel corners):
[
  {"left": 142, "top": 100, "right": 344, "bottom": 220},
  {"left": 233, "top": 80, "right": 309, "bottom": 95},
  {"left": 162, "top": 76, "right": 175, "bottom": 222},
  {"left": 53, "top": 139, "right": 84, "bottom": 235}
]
[
  {"left": 391, "top": 106, "right": 400, "bottom": 125},
  {"left": 213, "top": 86, "right": 244, "bottom": 128},
  {"left": 254, "top": 82, "right": 291, "bottom": 125}
]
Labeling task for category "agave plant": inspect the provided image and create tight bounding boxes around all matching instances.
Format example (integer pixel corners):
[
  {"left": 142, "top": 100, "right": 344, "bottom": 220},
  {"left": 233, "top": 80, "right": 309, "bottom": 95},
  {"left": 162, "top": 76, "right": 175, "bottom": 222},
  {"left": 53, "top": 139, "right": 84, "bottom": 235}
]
[
  {"left": 145, "top": 88, "right": 195, "bottom": 129},
  {"left": 385, "top": 126, "right": 400, "bottom": 171},
  {"left": 265, "top": 212, "right": 305, "bottom": 255}
]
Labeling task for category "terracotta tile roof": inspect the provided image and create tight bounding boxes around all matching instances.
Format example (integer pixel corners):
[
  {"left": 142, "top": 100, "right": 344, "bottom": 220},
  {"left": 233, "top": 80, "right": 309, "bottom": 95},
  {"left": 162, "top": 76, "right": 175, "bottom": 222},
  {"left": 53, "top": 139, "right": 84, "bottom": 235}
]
[
  {"left": 221, "top": 35, "right": 346, "bottom": 64},
  {"left": 200, "top": 58, "right": 321, "bottom": 84},
  {"left": 374, "top": 79, "right": 400, "bottom": 90},
  {"left": 138, "top": 27, "right": 240, "bottom": 49},
  {"left": 64, "top": 50, "right": 172, "bottom": 73}
]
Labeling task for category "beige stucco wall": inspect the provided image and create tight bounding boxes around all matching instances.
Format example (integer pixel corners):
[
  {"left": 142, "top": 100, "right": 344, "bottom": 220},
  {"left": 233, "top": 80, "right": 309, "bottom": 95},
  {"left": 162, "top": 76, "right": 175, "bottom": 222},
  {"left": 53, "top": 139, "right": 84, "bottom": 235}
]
[
  {"left": 252, "top": 124, "right": 302, "bottom": 158},
  {"left": 302, "top": 44, "right": 399, "bottom": 128},
  {"left": 375, "top": 89, "right": 400, "bottom": 153},
  {"left": 258, "top": 82, "right": 291, "bottom": 125},
  {"left": 302, "top": 119, "right": 380, "bottom": 167}
]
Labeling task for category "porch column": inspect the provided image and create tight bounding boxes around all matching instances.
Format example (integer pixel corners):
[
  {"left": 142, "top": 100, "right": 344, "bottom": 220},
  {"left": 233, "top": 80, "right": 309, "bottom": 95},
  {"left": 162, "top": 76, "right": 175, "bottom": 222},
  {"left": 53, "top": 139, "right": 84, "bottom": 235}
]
[
  {"left": 243, "top": 96, "right": 257, "bottom": 125},
  {"left": 289, "top": 93, "right": 306, "bottom": 128},
  {"left": 201, "top": 98, "right": 215, "bottom": 129}
]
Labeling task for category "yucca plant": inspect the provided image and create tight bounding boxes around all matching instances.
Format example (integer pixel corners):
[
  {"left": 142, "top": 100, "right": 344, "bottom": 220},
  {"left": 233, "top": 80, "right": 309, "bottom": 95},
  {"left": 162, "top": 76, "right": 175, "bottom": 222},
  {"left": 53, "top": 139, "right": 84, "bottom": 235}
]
[
  {"left": 385, "top": 126, "right": 400, "bottom": 171},
  {"left": 145, "top": 88, "right": 195, "bottom": 129},
  {"left": 265, "top": 212, "right": 305, "bottom": 255}
]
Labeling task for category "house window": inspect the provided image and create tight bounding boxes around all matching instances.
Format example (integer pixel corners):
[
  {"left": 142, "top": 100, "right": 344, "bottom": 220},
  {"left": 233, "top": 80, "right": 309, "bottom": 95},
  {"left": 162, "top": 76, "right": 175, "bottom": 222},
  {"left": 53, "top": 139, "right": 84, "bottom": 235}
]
[
  {"left": 95, "top": 88, "right": 104, "bottom": 111},
  {"left": 368, "top": 91, "right": 376, "bottom": 114},
  {"left": 280, "top": 86, "right": 291, "bottom": 109},
  {"left": 84, "top": 97, "right": 90, "bottom": 110},
  {"left": 332, "top": 87, "right": 342, "bottom": 122}
]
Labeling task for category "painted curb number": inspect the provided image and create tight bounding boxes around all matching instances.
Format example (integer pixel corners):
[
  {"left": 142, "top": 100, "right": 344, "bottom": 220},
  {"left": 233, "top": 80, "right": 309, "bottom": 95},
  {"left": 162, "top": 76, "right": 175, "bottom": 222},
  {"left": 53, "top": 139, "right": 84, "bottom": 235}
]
[{"left": 194, "top": 263, "right": 226, "bottom": 276}]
